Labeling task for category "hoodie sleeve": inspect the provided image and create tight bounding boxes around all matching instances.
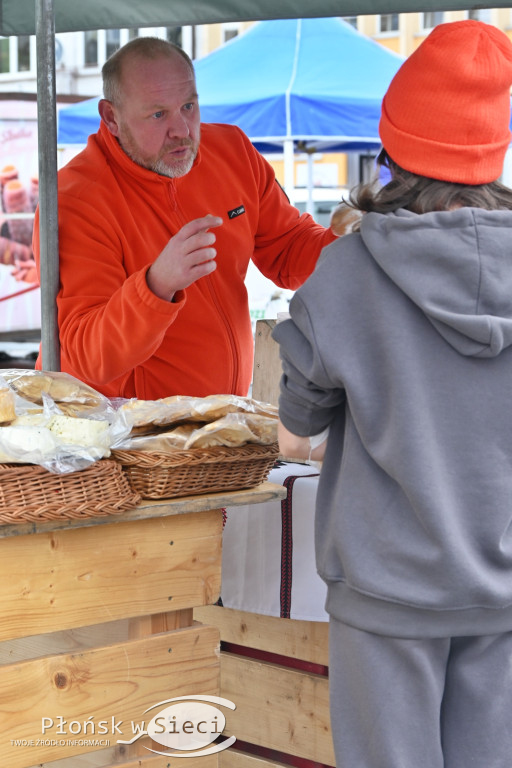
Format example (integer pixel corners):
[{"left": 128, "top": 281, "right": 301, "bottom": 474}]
[{"left": 272, "top": 295, "right": 345, "bottom": 436}]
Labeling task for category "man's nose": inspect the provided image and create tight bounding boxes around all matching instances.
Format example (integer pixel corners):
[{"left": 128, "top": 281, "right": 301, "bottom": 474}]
[{"left": 166, "top": 112, "right": 190, "bottom": 138}]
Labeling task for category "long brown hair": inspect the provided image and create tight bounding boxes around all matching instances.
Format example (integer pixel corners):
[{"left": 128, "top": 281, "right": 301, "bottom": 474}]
[{"left": 348, "top": 148, "right": 512, "bottom": 219}]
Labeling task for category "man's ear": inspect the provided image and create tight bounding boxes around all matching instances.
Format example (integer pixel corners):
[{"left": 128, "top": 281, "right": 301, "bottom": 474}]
[{"left": 98, "top": 98, "right": 119, "bottom": 137}]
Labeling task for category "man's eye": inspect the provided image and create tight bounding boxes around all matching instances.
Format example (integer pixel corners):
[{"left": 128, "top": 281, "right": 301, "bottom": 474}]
[
  {"left": 152, "top": 111, "right": 164, "bottom": 119},
  {"left": 183, "top": 103, "right": 195, "bottom": 112}
]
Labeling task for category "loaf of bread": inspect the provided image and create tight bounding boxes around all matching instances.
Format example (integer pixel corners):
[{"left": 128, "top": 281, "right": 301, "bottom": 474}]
[{"left": 0, "top": 387, "right": 15, "bottom": 424}]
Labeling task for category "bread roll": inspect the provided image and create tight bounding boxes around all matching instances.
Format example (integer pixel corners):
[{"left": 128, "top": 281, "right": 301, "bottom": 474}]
[{"left": 0, "top": 388, "right": 15, "bottom": 423}]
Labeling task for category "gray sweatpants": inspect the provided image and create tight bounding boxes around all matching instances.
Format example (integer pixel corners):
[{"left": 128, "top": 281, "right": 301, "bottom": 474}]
[{"left": 329, "top": 617, "right": 512, "bottom": 768}]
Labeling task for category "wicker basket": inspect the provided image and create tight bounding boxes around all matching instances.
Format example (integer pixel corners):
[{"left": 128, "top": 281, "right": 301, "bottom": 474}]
[
  {"left": 0, "top": 459, "right": 141, "bottom": 525},
  {"left": 112, "top": 442, "right": 280, "bottom": 500}
]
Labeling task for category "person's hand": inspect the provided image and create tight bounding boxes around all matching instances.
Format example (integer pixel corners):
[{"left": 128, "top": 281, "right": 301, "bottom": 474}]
[
  {"left": 146, "top": 214, "right": 223, "bottom": 301},
  {"left": 11, "top": 258, "right": 39, "bottom": 284}
]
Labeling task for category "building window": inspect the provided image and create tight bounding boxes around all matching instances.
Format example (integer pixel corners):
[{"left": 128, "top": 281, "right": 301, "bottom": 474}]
[
  {"left": 379, "top": 14, "right": 399, "bottom": 33},
  {"left": 422, "top": 12, "right": 444, "bottom": 30},
  {"left": 467, "top": 9, "right": 492, "bottom": 23},
  {"left": 341, "top": 16, "right": 358, "bottom": 29},
  {"left": 84, "top": 31, "right": 98, "bottom": 67},
  {"left": 106, "top": 29, "right": 121, "bottom": 59},
  {"left": 17, "top": 36, "right": 31, "bottom": 71},
  {"left": 166, "top": 26, "right": 183, "bottom": 47},
  {"left": 0, "top": 35, "right": 34, "bottom": 74},
  {"left": 222, "top": 23, "right": 240, "bottom": 43},
  {"left": 83, "top": 29, "right": 134, "bottom": 68},
  {"left": 0, "top": 38, "right": 9, "bottom": 73}
]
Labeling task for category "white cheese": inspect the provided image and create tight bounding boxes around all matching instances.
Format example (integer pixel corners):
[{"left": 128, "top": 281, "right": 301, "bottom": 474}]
[
  {"left": 48, "top": 414, "right": 111, "bottom": 456},
  {"left": 0, "top": 425, "right": 58, "bottom": 462}
]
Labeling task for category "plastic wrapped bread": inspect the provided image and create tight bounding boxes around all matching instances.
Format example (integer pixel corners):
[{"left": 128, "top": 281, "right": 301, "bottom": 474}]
[
  {"left": 184, "top": 413, "right": 278, "bottom": 449},
  {"left": 115, "top": 413, "right": 277, "bottom": 452},
  {"left": 119, "top": 393, "right": 278, "bottom": 432},
  {"left": 0, "top": 388, "right": 15, "bottom": 423},
  {"left": 1, "top": 368, "right": 104, "bottom": 409}
]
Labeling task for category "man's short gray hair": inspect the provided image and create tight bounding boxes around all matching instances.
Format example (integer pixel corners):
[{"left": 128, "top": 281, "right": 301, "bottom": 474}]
[{"left": 102, "top": 36, "right": 195, "bottom": 105}]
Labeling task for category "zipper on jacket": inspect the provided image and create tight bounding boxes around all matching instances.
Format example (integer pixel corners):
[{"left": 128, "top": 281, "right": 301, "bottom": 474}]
[
  {"left": 170, "top": 192, "right": 240, "bottom": 393},
  {"left": 204, "top": 274, "right": 240, "bottom": 393}
]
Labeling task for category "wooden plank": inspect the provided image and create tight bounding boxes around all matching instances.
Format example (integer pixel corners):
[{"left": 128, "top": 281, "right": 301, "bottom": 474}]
[
  {"left": 129, "top": 609, "right": 194, "bottom": 638},
  {"left": 251, "top": 319, "right": 308, "bottom": 463},
  {"left": 20, "top": 745, "right": 121, "bottom": 766},
  {"left": 0, "top": 481, "right": 286, "bottom": 539},
  {"left": 3, "top": 742, "right": 220, "bottom": 767},
  {"left": 220, "top": 654, "right": 334, "bottom": 766},
  {"left": 107, "top": 754, "right": 219, "bottom": 767},
  {"left": 0, "top": 624, "right": 220, "bottom": 768},
  {"left": 126, "top": 609, "right": 196, "bottom": 760},
  {"left": 221, "top": 750, "right": 290, "bottom": 768},
  {"left": 0, "top": 510, "right": 222, "bottom": 642},
  {"left": 194, "top": 606, "right": 329, "bottom": 666},
  {"left": 252, "top": 319, "right": 281, "bottom": 406},
  {"left": 0, "top": 619, "right": 131, "bottom": 665}
]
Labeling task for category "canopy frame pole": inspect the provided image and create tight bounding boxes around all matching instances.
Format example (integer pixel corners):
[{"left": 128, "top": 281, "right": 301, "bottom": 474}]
[
  {"left": 284, "top": 139, "right": 295, "bottom": 205},
  {"left": 306, "top": 150, "right": 314, "bottom": 215},
  {"left": 36, "top": 0, "right": 60, "bottom": 371}
]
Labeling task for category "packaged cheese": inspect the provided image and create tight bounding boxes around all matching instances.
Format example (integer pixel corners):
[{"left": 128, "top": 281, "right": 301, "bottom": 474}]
[
  {"left": 0, "top": 370, "right": 131, "bottom": 473},
  {"left": 0, "top": 424, "right": 58, "bottom": 463},
  {"left": 47, "top": 414, "right": 111, "bottom": 457}
]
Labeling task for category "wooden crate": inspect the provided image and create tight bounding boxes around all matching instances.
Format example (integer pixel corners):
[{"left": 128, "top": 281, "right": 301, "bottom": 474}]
[{"left": 195, "top": 606, "right": 334, "bottom": 767}]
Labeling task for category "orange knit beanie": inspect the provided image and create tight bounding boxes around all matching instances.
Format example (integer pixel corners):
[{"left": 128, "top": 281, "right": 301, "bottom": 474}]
[{"left": 379, "top": 20, "right": 512, "bottom": 184}]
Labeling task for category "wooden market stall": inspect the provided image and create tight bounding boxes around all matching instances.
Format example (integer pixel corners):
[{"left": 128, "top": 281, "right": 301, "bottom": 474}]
[
  {"left": 0, "top": 324, "right": 334, "bottom": 768},
  {"left": 1, "top": 4, "right": 501, "bottom": 768}
]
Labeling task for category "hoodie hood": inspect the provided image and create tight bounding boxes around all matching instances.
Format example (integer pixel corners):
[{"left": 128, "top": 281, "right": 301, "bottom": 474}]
[{"left": 360, "top": 207, "right": 512, "bottom": 357}]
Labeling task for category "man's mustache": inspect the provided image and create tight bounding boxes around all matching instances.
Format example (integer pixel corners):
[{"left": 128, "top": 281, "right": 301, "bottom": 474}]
[{"left": 163, "top": 140, "right": 193, "bottom": 151}]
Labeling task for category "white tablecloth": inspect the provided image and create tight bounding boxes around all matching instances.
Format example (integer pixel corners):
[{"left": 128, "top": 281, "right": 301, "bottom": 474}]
[{"left": 222, "top": 462, "right": 328, "bottom": 622}]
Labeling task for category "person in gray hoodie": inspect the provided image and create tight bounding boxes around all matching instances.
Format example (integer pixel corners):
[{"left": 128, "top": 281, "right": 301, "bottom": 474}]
[{"left": 272, "top": 19, "right": 512, "bottom": 768}]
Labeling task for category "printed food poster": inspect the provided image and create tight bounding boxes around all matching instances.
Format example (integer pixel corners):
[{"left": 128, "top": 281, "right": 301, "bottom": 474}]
[{"left": 0, "top": 108, "right": 41, "bottom": 333}]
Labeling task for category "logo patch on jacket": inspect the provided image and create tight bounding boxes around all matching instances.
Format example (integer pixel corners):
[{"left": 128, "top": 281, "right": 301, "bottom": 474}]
[{"left": 227, "top": 205, "right": 246, "bottom": 219}]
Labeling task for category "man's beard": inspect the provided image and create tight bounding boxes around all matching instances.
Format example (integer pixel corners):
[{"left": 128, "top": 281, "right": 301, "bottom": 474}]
[
  {"left": 148, "top": 145, "right": 197, "bottom": 178},
  {"left": 117, "top": 124, "right": 199, "bottom": 178}
]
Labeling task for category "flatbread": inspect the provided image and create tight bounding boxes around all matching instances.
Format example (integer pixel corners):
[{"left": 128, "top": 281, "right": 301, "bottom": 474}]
[
  {"left": 2, "top": 369, "right": 104, "bottom": 407},
  {"left": 185, "top": 413, "right": 278, "bottom": 449}
]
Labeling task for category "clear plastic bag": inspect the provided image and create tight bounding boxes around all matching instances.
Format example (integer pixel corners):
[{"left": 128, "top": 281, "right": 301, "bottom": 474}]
[
  {"left": 0, "top": 370, "right": 131, "bottom": 473},
  {"left": 114, "top": 412, "right": 278, "bottom": 452},
  {"left": 116, "top": 393, "right": 278, "bottom": 433}
]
